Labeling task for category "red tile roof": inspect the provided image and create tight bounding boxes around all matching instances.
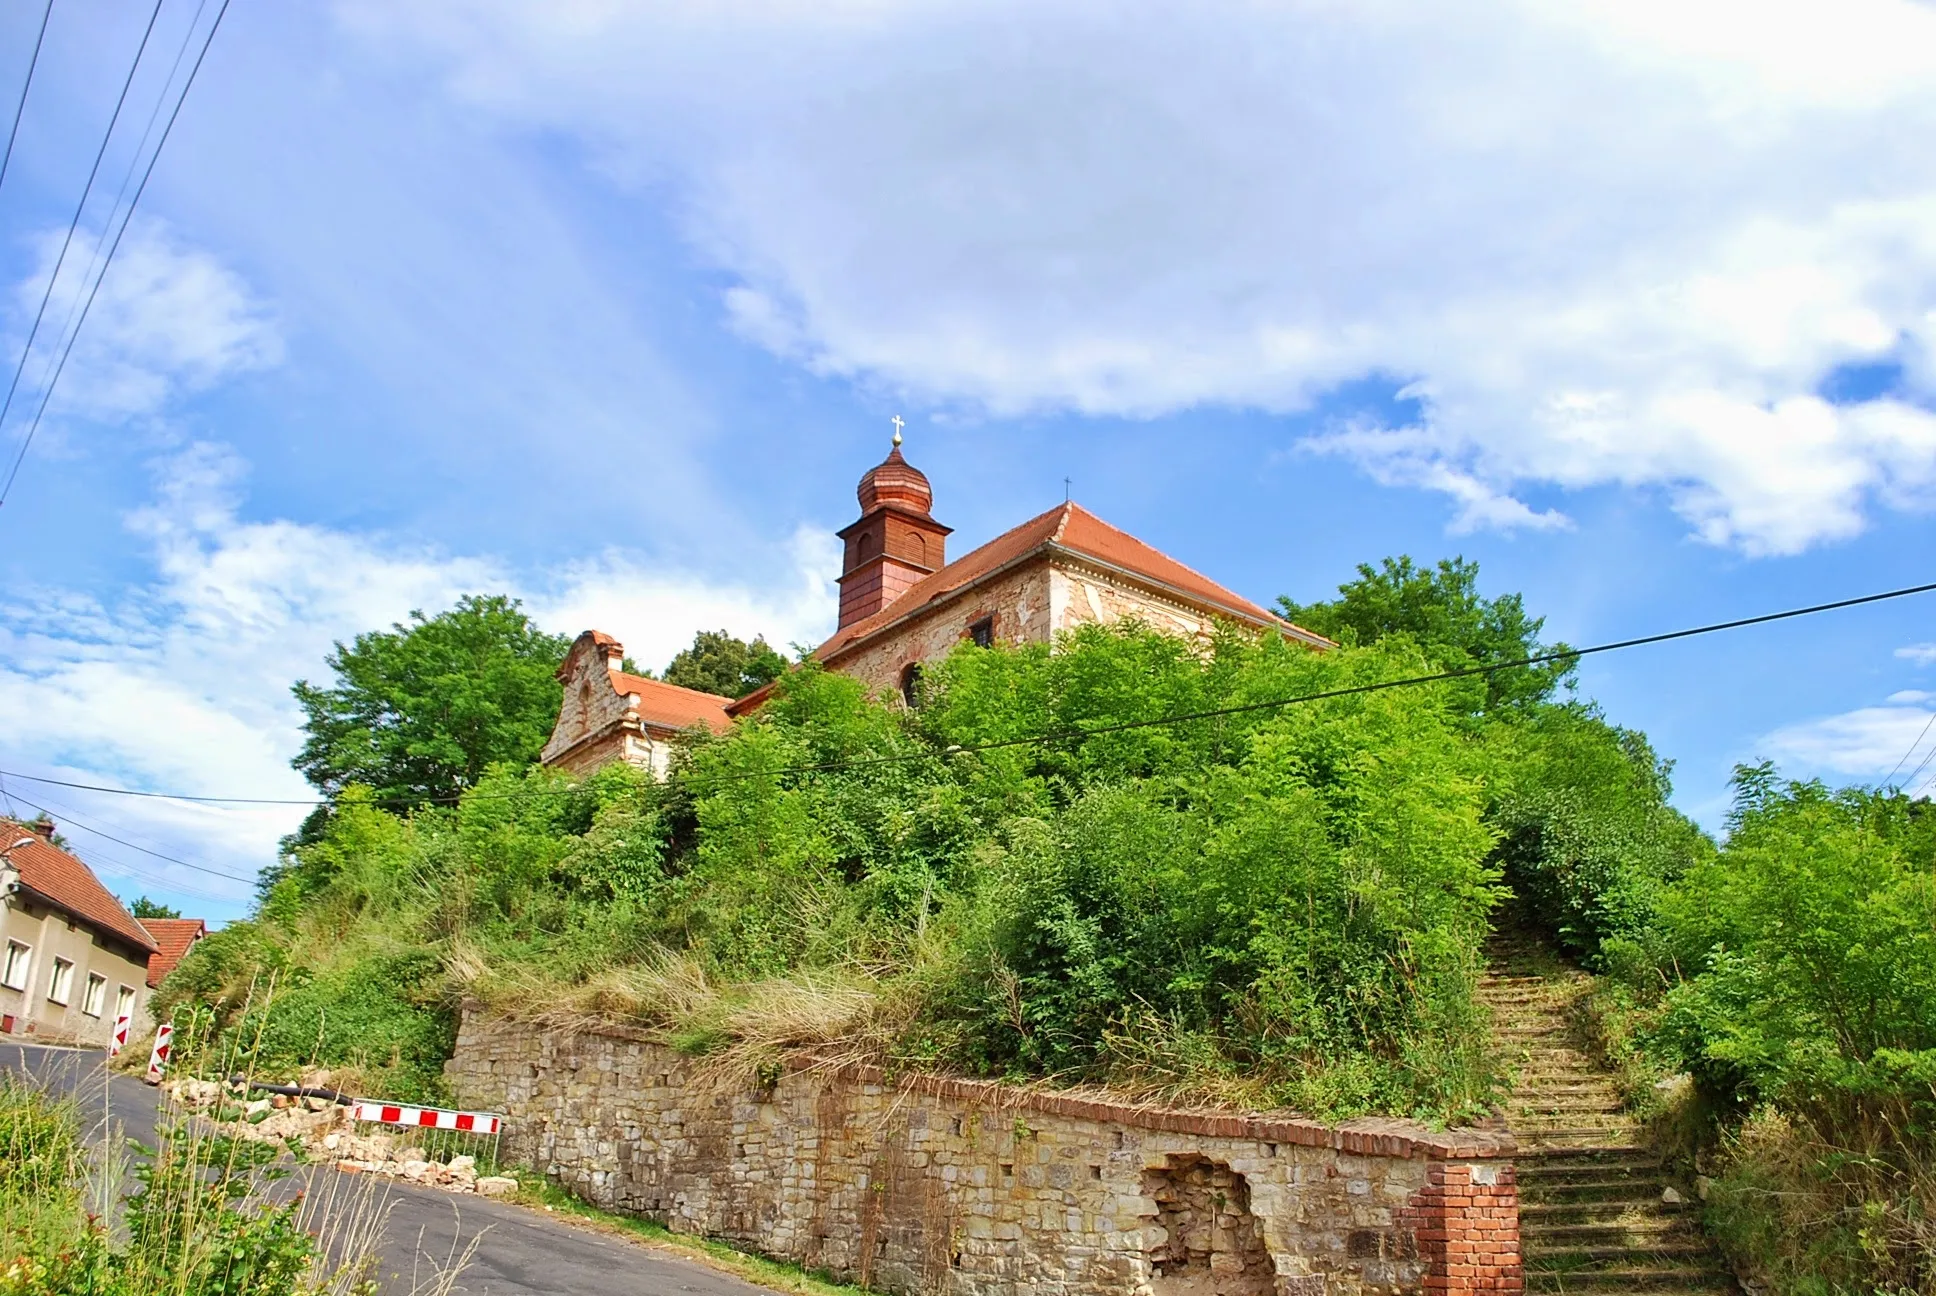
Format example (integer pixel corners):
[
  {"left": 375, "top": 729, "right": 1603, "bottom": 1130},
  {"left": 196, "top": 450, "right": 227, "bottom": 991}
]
[
  {"left": 1, "top": 821, "right": 158, "bottom": 955},
  {"left": 141, "top": 917, "right": 207, "bottom": 988},
  {"left": 608, "top": 671, "right": 733, "bottom": 734},
  {"left": 814, "top": 502, "right": 1329, "bottom": 662}
]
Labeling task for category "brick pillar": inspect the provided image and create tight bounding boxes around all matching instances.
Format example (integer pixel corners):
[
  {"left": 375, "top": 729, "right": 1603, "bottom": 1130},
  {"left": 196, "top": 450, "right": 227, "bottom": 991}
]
[{"left": 1404, "top": 1160, "right": 1521, "bottom": 1294}]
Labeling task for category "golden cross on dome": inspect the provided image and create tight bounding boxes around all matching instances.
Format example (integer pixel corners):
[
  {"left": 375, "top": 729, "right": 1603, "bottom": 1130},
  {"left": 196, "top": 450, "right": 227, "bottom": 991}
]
[{"left": 891, "top": 414, "right": 905, "bottom": 447}]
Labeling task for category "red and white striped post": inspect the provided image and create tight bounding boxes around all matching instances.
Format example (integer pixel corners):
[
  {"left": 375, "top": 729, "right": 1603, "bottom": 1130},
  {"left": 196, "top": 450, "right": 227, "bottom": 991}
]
[
  {"left": 145, "top": 1021, "right": 174, "bottom": 1084},
  {"left": 108, "top": 1012, "right": 132, "bottom": 1058}
]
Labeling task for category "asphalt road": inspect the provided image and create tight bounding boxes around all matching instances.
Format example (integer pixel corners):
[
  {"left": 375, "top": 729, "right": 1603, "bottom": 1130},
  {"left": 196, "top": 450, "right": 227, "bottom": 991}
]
[{"left": 4, "top": 1043, "right": 779, "bottom": 1296}]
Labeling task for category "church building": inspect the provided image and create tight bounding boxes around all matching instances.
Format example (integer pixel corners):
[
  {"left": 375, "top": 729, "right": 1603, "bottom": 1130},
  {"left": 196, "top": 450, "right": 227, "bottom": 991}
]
[{"left": 541, "top": 434, "right": 1328, "bottom": 776}]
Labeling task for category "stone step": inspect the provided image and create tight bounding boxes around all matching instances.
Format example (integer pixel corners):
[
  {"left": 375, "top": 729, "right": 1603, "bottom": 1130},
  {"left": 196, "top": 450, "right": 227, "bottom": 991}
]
[
  {"left": 1526, "top": 1240, "right": 1720, "bottom": 1266},
  {"left": 1513, "top": 1093, "right": 1626, "bottom": 1108},
  {"left": 1523, "top": 1217, "right": 1700, "bottom": 1247},
  {"left": 1511, "top": 1105, "right": 1631, "bottom": 1122},
  {"left": 1519, "top": 1177, "right": 1679, "bottom": 1205},
  {"left": 1516, "top": 1149, "right": 1664, "bottom": 1174},
  {"left": 1523, "top": 1200, "right": 1693, "bottom": 1226},
  {"left": 1511, "top": 1091, "right": 1628, "bottom": 1106},
  {"left": 1514, "top": 1125, "right": 1645, "bottom": 1143},
  {"left": 1524, "top": 1270, "right": 1736, "bottom": 1294}
]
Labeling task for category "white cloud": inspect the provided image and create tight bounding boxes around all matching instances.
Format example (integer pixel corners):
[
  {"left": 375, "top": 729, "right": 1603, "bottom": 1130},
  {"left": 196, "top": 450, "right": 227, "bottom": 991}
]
[
  {"left": 0, "top": 445, "right": 837, "bottom": 912},
  {"left": 1899, "top": 643, "right": 1936, "bottom": 667},
  {"left": 8, "top": 222, "right": 281, "bottom": 424},
  {"left": 532, "top": 529, "right": 841, "bottom": 674},
  {"left": 345, "top": 0, "right": 1936, "bottom": 553},
  {"left": 1762, "top": 699, "right": 1936, "bottom": 779}
]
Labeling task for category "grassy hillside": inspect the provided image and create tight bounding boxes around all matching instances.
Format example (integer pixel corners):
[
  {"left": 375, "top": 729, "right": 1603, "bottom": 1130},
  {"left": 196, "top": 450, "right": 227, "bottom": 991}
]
[
  {"left": 167, "top": 623, "right": 1566, "bottom": 1120},
  {"left": 154, "top": 575, "right": 1936, "bottom": 1291}
]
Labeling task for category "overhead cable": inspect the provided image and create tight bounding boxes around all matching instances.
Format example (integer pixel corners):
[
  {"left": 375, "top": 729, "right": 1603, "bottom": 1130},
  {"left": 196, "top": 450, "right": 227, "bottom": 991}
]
[
  {"left": 0, "top": 0, "right": 165, "bottom": 450},
  {"left": 1885, "top": 709, "right": 1936, "bottom": 788},
  {"left": 0, "top": 0, "right": 233, "bottom": 510},
  {"left": 0, "top": 0, "right": 56, "bottom": 195},
  {"left": 1, "top": 785, "right": 255, "bottom": 883},
  {"left": 34, "top": 0, "right": 216, "bottom": 415},
  {"left": 3, "top": 575, "right": 1935, "bottom": 808}
]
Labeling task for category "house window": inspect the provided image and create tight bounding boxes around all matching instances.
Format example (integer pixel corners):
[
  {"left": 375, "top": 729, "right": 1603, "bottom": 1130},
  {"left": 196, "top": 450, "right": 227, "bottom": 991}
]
[
  {"left": 47, "top": 957, "right": 74, "bottom": 1005},
  {"left": 115, "top": 985, "right": 136, "bottom": 1022},
  {"left": 1, "top": 941, "right": 28, "bottom": 990},
  {"left": 900, "top": 663, "right": 923, "bottom": 708},
  {"left": 968, "top": 616, "right": 995, "bottom": 649},
  {"left": 82, "top": 973, "right": 106, "bottom": 1017}
]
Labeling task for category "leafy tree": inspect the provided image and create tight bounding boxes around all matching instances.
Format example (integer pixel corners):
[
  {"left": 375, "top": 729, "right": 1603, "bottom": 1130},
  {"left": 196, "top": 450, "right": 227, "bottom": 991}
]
[
  {"left": 1654, "top": 770, "right": 1936, "bottom": 1112},
  {"left": 1279, "top": 555, "right": 1574, "bottom": 714},
  {"left": 661, "top": 629, "right": 788, "bottom": 699},
  {"left": 1484, "top": 706, "right": 1709, "bottom": 959},
  {"left": 1639, "top": 770, "right": 1936, "bottom": 1293},
  {"left": 291, "top": 594, "right": 570, "bottom": 808},
  {"left": 128, "top": 896, "right": 181, "bottom": 919}
]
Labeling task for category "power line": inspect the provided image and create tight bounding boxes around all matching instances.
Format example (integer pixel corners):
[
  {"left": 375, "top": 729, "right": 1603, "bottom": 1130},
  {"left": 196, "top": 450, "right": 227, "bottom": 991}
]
[
  {"left": 1, "top": 785, "right": 255, "bottom": 883},
  {"left": 1896, "top": 726, "right": 1936, "bottom": 797},
  {"left": 0, "top": 0, "right": 232, "bottom": 511},
  {"left": 1884, "top": 709, "right": 1936, "bottom": 788},
  {"left": 35, "top": 0, "right": 215, "bottom": 415},
  {"left": 0, "top": 0, "right": 164, "bottom": 451},
  {"left": 5, "top": 790, "right": 241, "bottom": 902},
  {"left": 0, "top": 0, "right": 55, "bottom": 195},
  {"left": 4, "top": 575, "right": 1936, "bottom": 807}
]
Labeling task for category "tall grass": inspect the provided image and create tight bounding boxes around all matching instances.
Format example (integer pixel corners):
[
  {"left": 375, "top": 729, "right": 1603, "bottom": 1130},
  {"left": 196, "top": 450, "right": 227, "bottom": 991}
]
[{"left": 0, "top": 993, "right": 477, "bottom": 1296}]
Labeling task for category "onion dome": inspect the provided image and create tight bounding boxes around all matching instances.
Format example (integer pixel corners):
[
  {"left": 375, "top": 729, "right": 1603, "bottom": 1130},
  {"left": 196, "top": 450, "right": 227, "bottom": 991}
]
[{"left": 856, "top": 444, "right": 935, "bottom": 517}]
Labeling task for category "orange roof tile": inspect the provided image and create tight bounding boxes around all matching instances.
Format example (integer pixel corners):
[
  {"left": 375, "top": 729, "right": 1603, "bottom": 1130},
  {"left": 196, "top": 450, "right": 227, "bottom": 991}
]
[
  {"left": 608, "top": 671, "right": 734, "bottom": 733},
  {"left": 1, "top": 821, "right": 158, "bottom": 955},
  {"left": 141, "top": 917, "right": 207, "bottom": 988},
  {"left": 814, "top": 502, "right": 1329, "bottom": 661}
]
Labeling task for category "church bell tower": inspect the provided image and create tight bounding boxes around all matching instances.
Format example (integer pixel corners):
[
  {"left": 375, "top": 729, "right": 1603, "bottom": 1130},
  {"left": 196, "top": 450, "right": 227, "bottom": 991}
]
[{"left": 836, "top": 423, "right": 951, "bottom": 629}]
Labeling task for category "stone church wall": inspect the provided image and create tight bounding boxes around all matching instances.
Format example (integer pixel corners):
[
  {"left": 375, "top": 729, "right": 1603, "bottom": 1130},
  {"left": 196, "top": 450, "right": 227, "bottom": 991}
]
[
  {"left": 830, "top": 563, "right": 1056, "bottom": 700},
  {"left": 447, "top": 1007, "right": 1520, "bottom": 1296},
  {"left": 827, "top": 556, "right": 1253, "bottom": 705}
]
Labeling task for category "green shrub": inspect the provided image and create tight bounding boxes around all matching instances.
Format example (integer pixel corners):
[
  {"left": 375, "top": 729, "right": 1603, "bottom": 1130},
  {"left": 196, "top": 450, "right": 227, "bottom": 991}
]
[
  {"left": 1486, "top": 705, "right": 1709, "bottom": 960},
  {"left": 1618, "top": 767, "right": 1936, "bottom": 1294},
  {"left": 167, "top": 623, "right": 1507, "bottom": 1120}
]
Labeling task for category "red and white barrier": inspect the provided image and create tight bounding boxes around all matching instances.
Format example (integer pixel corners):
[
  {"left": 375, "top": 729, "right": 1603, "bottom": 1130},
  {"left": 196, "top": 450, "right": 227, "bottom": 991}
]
[
  {"left": 351, "top": 1101, "right": 501, "bottom": 1136},
  {"left": 108, "top": 1013, "right": 131, "bottom": 1058},
  {"left": 145, "top": 1022, "right": 173, "bottom": 1083}
]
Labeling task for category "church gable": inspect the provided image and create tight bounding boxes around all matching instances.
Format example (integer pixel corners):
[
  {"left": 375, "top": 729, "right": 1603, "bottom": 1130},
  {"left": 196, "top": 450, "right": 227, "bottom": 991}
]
[{"left": 541, "top": 631, "right": 732, "bottom": 778}]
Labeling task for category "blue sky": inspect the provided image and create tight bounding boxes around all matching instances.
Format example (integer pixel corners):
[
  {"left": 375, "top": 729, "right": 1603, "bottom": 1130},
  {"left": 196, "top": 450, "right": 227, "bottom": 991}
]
[{"left": 2, "top": 0, "right": 1934, "bottom": 920}]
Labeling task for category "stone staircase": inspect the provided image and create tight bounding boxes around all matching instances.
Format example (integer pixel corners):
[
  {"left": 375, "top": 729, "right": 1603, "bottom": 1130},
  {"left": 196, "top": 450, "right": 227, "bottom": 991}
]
[{"left": 1479, "top": 941, "right": 1735, "bottom": 1295}]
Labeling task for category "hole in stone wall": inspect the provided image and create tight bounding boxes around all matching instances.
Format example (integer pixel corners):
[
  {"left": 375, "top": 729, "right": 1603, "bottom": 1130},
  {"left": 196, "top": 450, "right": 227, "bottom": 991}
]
[{"left": 1142, "top": 1155, "right": 1276, "bottom": 1296}]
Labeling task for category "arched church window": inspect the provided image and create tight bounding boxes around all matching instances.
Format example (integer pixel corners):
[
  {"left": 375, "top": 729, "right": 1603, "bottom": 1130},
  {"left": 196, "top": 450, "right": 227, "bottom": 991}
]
[
  {"left": 859, "top": 532, "right": 876, "bottom": 558},
  {"left": 900, "top": 662, "right": 923, "bottom": 708},
  {"left": 577, "top": 679, "right": 593, "bottom": 736}
]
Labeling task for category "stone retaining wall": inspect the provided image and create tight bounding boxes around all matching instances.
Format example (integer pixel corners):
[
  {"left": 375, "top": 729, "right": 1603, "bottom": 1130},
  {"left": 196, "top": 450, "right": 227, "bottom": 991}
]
[{"left": 447, "top": 1007, "right": 1520, "bottom": 1296}]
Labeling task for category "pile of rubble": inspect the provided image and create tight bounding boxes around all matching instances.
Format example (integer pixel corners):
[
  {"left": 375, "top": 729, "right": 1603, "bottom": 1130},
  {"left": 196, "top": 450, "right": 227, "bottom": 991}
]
[{"left": 164, "top": 1074, "right": 518, "bottom": 1198}]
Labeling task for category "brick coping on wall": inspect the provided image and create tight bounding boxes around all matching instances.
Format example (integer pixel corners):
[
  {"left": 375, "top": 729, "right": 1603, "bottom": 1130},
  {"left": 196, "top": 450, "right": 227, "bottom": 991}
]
[{"left": 478, "top": 1002, "right": 1515, "bottom": 1164}]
